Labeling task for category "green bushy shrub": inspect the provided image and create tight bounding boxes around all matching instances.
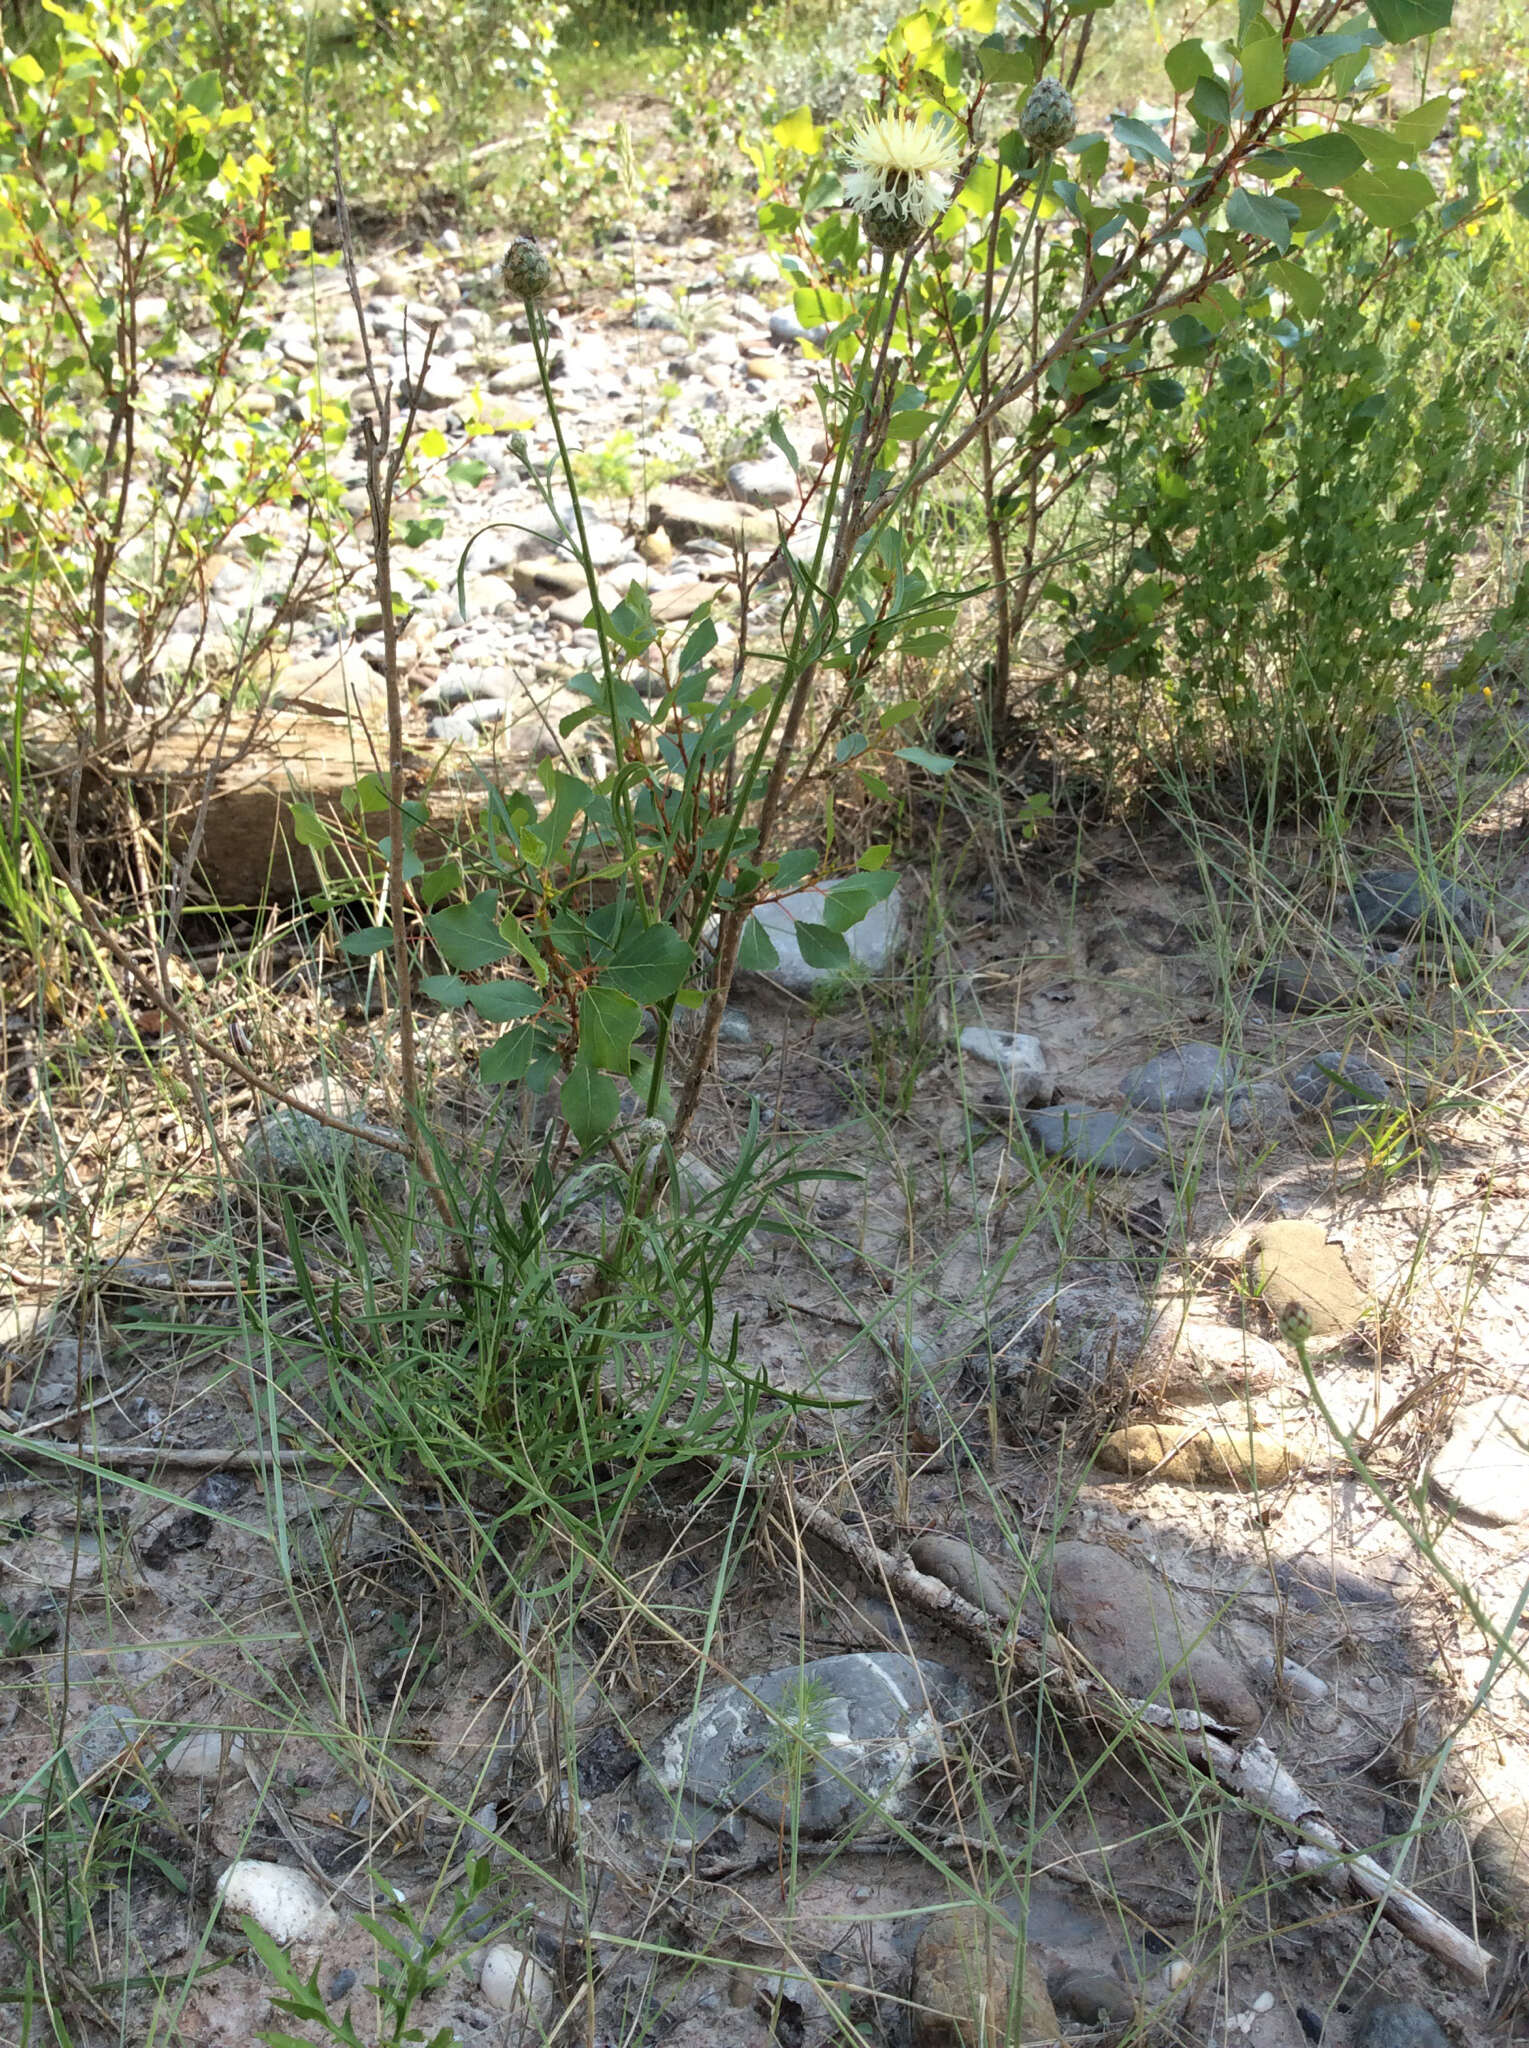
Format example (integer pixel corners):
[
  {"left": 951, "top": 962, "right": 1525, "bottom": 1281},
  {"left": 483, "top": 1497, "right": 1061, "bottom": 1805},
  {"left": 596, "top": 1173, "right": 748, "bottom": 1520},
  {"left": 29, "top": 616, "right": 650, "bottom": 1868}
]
[
  {"left": 190, "top": 0, "right": 568, "bottom": 204},
  {"left": 0, "top": 0, "right": 344, "bottom": 753},
  {"left": 1043, "top": 214, "right": 1529, "bottom": 798}
]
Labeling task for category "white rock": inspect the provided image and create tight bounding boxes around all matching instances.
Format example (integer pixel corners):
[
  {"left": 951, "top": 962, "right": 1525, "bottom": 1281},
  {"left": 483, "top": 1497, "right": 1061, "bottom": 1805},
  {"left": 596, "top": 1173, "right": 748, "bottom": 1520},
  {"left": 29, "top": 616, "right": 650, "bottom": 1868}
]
[
  {"left": 745, "top": 881, "right": 906, "bottom": 993},
  {"left": 164, "top": 1730, "right": 246, "bottom": 1779},
  {"left": 731, "top": 252, "right": 782, "bottom": 288},
  {"left": 1154, "top": 1312, "right": 1287, "bottom": 1396},
  {"left": 727, "top": 456, "right": 796, "bottom": 508},
  {"left": 580, "top": 520, "right": 629, "bottom": 569},
  {"left": 1253, "top": 1991, "right": 1276, "bottom": 2013},
  {"left": 479, "top": 1942, "right": 556, "bottom": 2018},
  {"left": 959, "top": 1027, "right": 1047, "bottom": 1105},
  {"left": 216, "top": 1860, "right": 339, "bottom": 1944},
  {"left": 1430, "top": 1392, "right": 1529, "bottom": 1525}
]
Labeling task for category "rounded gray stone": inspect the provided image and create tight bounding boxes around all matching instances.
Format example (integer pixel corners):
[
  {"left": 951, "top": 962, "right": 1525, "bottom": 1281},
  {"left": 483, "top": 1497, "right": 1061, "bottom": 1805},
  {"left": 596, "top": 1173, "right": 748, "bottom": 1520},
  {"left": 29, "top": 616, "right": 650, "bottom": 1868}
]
[
  {"left": 1123, "top": 1041, "right": 1239, "bottom": 1112},
  {"left": 1251, "top": 956, "right": 1349, "bottom": 1016},
  {"left": 634, "top": 1652, "right": 975, "bottom": 1859},
  {"left": 1049, "top": 1967, "right": 1136, "bottom": 2026},
  {"left": 1022, "top": 1107, "right": 1167, "bottom": 1172},
  {"left": 428, "top": 698, "right": 506, "bottom": 741},
  {"left": 744, "top": 882, "right": 905, "bottom": 992},
  {"left": 978, "top": 1282, "right": 1157, "bottom": 1406},
  {"left": 419, "top": 669, "right": 512, "bottom": 710},
  {"left": 960, "top": 1027, "right": 1047, "bottom": 1107},
  {"left": 1288, "top": 1054, "right": 1392, "bottom": 1120},
  {"left": 240, "top": 1086, "right": 406, "bottom": 1204},
  {"left": 726, "top": 456, "right": 796, "bottom": 508},
  {"left": 1351, "top": 869, "right": 1486, "bottom": 945},
  {"left": 768, "top": 306, "right": 828, "bottom": 347},
  {"left": 1351, "top": 1997, "right": 1449, "bottom": 2048},
  {"left": 403, "top": 363, "right": 465, "bottom": 411},
  {"left": 73, "top": 1704, "right": 143, "bottom": 1779}
]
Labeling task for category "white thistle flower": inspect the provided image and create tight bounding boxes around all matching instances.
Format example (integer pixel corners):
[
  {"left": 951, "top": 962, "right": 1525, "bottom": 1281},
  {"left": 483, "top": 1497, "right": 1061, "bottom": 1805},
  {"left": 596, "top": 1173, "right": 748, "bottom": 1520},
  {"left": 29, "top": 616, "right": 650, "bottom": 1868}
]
[{"left": 842, "top": 107, "right": 961, "bottom": 247}]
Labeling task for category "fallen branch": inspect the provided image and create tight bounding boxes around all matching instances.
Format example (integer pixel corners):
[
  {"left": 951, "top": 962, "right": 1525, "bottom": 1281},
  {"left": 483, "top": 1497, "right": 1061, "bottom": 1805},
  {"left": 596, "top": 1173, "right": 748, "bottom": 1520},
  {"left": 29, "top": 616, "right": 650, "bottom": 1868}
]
[
  {"left": 0, "top": 1435, "right": 325, "bottom": 1473},
  {"left": 784, "top": 1495, "right": 1494, "bottom": 1985}
]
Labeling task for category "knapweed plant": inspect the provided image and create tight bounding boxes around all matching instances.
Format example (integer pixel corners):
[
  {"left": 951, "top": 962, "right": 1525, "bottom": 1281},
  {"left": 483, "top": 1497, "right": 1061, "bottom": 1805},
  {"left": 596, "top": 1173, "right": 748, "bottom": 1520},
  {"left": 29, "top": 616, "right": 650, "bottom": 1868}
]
[
  {"left": 324, "top": 0, "right": 1490, "bottom": 1433},
  {"left": 752, "top": 0, "right": 1519, "bottom": 764}
]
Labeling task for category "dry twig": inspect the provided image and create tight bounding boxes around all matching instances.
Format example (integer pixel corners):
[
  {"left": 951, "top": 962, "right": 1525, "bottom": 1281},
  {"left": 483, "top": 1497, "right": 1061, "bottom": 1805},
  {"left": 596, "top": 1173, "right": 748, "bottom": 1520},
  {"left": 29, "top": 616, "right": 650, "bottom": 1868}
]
[{"left": 782, "top": 1495, "right": 1494, "bottom": 1985}]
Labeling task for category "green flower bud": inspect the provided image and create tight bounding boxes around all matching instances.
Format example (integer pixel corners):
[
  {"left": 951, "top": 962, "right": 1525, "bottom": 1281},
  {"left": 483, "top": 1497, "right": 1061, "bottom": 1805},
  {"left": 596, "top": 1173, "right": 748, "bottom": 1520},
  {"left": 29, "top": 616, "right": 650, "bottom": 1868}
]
[
  {"left": 859, "top": 201, "right": 926, "bottom": 253},
  {"left": 502, "top": 236, "right": 551, "bottom": 303},
  {"left": 1278, "top": 1301, "right": 1315, "bottom": 1348},
  {"left": 1020, "top": 77, "right": 1076, "bottom": 153}
]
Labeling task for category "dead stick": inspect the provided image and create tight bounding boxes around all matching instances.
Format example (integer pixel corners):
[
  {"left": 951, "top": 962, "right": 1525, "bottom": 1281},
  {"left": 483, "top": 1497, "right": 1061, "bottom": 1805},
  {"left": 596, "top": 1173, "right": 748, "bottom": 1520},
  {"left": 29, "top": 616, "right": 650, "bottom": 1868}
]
[
  {"left": 1, "top": 1437, "right": 326, "bottom": 1473},
  {"left": 786, "top": 1497, "right": 1494, "bottom": 1984}
]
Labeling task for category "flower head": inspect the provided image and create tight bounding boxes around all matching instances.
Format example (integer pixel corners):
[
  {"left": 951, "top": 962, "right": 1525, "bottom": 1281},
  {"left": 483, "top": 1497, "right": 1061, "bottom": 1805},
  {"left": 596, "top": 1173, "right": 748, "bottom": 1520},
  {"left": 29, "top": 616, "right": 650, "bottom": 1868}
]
[
  {"left": 502, "top": 235, "right": 551, "bottom": 303},
  {"left": 1020, "top": 77, "right": 1076, "bottom": 153},
  {"left": 1278, "top": 1301, "right": 1315, "bottom": 1350},
  {"left": 842, "top": 107, "right": 961, "bottom": 250}
]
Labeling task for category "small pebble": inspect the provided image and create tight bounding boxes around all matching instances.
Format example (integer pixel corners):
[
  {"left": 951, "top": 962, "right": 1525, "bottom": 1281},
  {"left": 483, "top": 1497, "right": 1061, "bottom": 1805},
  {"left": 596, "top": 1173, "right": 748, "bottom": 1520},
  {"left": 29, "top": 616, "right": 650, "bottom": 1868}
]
[
  {"left": 1050, "top": 1967, "right": 1136, "bottom": 2026},
  {"left": 480, "top": 1942, "right": 556, "bottom": 2019},
  {"left": 1253, "top": 1654, "right": 1329, "bottom": 1702},
  {"left": 216, "top": 1860, "right": 339, "bottom": 1944},
  {"left": 1253, "top": 1990, "right": 1275, "bottom": 2013},
  {"left": 960, "top": 1025, "right": 1047, "bottom": 1106}
]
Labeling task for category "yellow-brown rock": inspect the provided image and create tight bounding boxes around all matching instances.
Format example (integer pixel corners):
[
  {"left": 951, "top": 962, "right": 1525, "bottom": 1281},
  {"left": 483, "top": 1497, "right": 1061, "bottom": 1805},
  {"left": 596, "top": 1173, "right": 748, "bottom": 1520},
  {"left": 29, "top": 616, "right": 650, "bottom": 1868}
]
[
  {"left": 1093, "top": 1420, "right": 1298, "bottom": 1489},
  {"left": 912, "top": 1905, "right": 1057, "bottom": 2046}
]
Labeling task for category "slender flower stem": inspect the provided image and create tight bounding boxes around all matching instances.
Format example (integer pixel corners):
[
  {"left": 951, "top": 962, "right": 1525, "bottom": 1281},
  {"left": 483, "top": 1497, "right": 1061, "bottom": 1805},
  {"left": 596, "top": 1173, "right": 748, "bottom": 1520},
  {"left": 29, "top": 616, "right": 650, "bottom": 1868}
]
[
  {"left": 525, "top": 294, "right": 651, "bottom": 926},
  {"left": 670, "top": 252, "right": 904, "bottom": 1150}
]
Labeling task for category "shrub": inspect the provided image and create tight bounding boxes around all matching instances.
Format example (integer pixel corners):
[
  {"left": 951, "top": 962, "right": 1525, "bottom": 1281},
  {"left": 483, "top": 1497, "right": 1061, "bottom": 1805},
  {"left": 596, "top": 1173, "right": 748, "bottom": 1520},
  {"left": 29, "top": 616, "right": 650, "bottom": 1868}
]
[
  {"left": 746, "top": 0, "right": 1527, "bottom": 809},
  {"left": 0, "top": 0, "right": 343, "bottom": 759},
  {"left": 190, "top": 0, "right": 569, "bottom": 206},
  {"left": 1044, "top": 213, "right": 1529, "bottom": 799}
]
